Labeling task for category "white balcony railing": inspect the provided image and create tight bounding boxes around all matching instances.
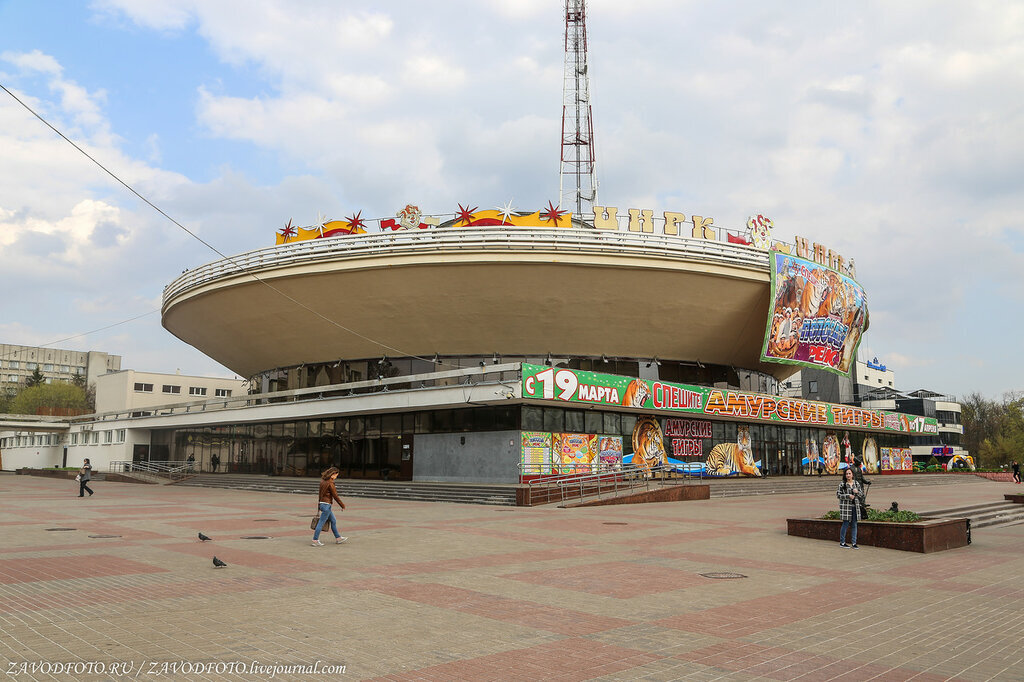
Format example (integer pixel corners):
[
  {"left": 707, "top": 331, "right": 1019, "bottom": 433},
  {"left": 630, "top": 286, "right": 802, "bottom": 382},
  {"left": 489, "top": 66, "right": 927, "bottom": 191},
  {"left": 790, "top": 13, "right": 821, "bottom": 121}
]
[{"left": 163, "top": 226, "right": 775, "bottom": 307}]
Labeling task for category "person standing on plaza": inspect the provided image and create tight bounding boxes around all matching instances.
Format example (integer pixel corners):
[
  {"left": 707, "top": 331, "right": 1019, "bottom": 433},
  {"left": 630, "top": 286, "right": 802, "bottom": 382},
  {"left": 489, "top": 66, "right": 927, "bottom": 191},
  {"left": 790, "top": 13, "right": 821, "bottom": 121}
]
[
  {"left": 210, "top": 453, "right": 220, "bottom": 473},
  {"left": 312, "top": 467, "right": 347, "bottom": 546},
  {"left": 1012, "top": 460, "right": 1021, "bottom": 484},
  {"left": 837, "top": 467, "right": 863, "bottom": 548},
  {"left": 187, "top": 453, "right": 195, "bottom": 472},
  {"left": 851, "top": 457, "right": 871, "bottom": 516},
  {"left": 78, "top": 458, "right": 94, "bottom": 497}
]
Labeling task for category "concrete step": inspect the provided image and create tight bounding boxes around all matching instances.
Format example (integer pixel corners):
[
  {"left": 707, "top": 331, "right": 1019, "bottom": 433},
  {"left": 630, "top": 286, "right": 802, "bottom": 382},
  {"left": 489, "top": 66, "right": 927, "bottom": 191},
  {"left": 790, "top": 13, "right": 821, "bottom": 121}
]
[
  {"left": 918, "top": 501, "right": 1024, "bottom": 529},
  {"left": 174, "top": 474, "right": 517, "bottom": 506},
  {"left": 705, "top": 473, "right": 987, "bottom": 498},
  {"left": 920, "top": 501, "right": 1014, "bottom": 516}
]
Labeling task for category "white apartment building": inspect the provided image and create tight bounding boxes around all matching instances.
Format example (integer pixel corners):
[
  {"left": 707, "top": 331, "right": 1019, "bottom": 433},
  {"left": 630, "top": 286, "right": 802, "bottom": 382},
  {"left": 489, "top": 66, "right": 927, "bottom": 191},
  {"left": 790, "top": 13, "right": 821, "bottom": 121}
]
[
  {"left": 0, "top": 344, "right": 121, "bottom": 390},
  {"left": 94, "top": 370, "right": 247, "bottom": 415},
  {"left": 1, "top": 370, "right": 247, "bottom": 471}
]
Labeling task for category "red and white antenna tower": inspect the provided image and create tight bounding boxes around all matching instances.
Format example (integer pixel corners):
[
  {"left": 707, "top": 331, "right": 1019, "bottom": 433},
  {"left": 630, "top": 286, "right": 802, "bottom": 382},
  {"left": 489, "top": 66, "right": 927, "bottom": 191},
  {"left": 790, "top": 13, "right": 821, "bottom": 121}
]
[{"left": 559, "top": 0, "right": 598, "bottom": 221}]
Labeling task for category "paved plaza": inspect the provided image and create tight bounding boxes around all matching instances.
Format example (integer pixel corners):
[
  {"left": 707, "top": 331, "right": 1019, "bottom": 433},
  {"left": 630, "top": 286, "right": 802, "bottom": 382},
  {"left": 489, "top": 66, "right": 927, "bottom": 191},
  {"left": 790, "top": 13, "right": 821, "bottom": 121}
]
[{"left": 1, "top": 473, "right": 1022, "bottom": 681}]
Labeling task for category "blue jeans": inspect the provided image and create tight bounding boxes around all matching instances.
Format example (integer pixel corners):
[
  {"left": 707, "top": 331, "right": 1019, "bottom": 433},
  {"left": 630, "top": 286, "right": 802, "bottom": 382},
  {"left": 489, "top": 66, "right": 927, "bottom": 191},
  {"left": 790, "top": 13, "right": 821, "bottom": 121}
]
[
  {"left": 840, "top": 516, "right": 857, "bottom": 545},
  {"left": 313, "top": 502, "right": 339, "bottom": 540}
]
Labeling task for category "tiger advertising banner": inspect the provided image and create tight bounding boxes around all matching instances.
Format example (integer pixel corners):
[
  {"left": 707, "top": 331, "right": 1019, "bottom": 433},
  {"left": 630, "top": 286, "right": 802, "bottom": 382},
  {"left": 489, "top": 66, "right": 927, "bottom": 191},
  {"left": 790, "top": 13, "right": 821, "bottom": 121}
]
[
  {"left": 761, "top": 252, "right": 869, "bottom": 375},
  {"left": 521, "top": 364, "right": 937, "bottom": 436}
]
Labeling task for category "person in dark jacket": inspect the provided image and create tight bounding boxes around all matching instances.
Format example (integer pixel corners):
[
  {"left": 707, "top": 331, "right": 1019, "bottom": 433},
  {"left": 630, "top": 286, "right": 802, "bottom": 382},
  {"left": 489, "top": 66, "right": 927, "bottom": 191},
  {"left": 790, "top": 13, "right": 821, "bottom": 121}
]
[
  {"left": 312, "top": 467, "right": 347, "bottom": 546},
  {"left": 837, "top": 467, "right": 864, "bottom": 548},
  {"left": 851, "top": 457, "right": 871, "bottom": 516},
  {"left": 78, "top": 458, "right": 94, "bottom": 497},
  {"left": 1012, "top": 460, "right": 1021, "bottom": 484}
]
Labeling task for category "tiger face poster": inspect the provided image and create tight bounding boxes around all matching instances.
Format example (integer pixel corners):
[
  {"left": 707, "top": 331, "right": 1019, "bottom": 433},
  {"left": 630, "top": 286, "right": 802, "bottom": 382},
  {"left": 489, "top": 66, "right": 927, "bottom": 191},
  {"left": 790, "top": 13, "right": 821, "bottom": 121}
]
[{"left": 762, "top": 253, "right": 869, "bottom": 375}]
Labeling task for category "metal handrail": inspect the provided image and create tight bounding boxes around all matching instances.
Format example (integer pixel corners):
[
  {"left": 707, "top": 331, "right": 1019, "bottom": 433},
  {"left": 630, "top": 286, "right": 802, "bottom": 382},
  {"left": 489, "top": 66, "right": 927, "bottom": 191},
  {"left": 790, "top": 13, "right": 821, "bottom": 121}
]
[
  {"left": 163, "top": 226, "right": 774, "bottom": 307},
  {"left": 109, "top": 460, "right": 190, "bottom": 474},
  {"left": 73, "top": 364, "right": 520, "bottom": 424},
  {"left": 524, "top": 463, "right": 674, "bottom": 504}
]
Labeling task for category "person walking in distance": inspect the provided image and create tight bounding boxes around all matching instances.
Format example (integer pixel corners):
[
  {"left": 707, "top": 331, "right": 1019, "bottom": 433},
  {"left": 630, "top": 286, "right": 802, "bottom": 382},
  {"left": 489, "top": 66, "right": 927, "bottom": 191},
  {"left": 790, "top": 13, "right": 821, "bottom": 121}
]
[
  {"left": 78, "top": 458, "right": 94, "bottom": 497},
  {"left": 312, "top": 467, "right": 347, "bottom": 546},
  {"left": 837, "top": 467, "right": 864, "bottom": 549},
  {"left": 1012, "top": 460, "right": 1021, "bottom": 485}
]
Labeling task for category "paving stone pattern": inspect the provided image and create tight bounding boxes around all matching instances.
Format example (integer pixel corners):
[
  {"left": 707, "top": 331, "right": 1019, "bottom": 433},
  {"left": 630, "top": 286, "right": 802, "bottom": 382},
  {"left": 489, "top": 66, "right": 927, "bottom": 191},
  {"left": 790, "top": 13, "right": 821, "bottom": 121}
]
[{"left": 0, "top": 473, "right": 1022, "bottom": 681}]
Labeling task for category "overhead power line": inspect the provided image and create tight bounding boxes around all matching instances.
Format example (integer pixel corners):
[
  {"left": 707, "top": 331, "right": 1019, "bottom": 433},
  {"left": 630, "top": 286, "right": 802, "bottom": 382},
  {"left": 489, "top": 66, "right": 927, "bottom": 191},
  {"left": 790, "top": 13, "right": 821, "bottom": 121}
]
[{"left": 0, "top": 81, "right": 442, "bottom": 369}]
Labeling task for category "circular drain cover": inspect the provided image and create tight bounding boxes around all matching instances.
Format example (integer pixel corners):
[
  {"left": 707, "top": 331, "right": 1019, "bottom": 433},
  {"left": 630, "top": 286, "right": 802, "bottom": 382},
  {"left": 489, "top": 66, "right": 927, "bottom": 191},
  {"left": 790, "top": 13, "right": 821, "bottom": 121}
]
[
  {"left": 240, "top": 536, "right": 272, "bottom": 540},
  {"left": 700, "top": 572, "right": 748, "bottom": 579},
  {"left": 45, "top": 528, "right": 76, "bottom": 531},
  {"left": 88, "top": 534, "right": 121, "bottom": 539},
  {"left": 603, "top": 522, "right": 629, "bottom": 525}
]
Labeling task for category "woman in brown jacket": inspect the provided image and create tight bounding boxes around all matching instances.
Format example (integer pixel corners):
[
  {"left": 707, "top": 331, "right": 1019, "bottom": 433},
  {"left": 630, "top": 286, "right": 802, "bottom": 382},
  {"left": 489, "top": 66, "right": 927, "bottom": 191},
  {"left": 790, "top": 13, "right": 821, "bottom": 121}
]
[{"left": 312, "top": 467, "right": 347, "bottom": 546}]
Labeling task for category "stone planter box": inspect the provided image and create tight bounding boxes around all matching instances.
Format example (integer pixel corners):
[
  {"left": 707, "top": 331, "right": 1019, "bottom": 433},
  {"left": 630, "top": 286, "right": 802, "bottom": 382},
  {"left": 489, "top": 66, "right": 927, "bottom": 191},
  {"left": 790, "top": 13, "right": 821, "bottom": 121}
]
[
  {"left": 787, "top": 517, "right": 969, "bottom": 553},
  {"left": 1005, "top": 494, "right": 1024, "bottom": 504}
]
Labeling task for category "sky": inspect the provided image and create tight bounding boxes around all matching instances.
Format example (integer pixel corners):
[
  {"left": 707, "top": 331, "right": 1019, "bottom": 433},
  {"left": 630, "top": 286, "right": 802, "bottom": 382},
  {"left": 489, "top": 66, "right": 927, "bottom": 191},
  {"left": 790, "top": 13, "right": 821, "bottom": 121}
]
[{"left": 1, "top": 0, "right": 1022, "bottom": 401}]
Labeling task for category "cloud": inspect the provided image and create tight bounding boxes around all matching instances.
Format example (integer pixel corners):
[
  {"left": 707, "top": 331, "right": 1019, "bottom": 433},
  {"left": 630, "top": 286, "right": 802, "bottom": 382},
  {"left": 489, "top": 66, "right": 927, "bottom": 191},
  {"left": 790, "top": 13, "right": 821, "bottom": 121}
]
[{"left": 1, "top": 2, "right": 1023, "bottom": 397}]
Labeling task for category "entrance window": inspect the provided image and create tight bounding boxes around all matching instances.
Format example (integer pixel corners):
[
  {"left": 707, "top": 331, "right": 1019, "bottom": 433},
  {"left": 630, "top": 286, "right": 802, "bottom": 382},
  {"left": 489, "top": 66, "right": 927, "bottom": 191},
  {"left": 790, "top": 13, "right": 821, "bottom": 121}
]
[
  {"left": 543, "top": 408, "right": 563, "bottom": 433},
  {"left": 620, "top": 414, "right": 637, "bottom": 437},
  {"left": 381, "top": 414, "right": 402, "bottom": 436},
  {"left": 522, "top": 407, "right": 543, "bottom": 431}
]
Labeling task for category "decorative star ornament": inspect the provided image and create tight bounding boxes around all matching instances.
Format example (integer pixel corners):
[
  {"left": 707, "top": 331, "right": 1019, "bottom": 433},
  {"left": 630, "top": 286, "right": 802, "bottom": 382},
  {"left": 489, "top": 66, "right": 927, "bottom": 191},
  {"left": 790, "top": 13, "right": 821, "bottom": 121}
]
[
  {"left": 495, "top": 199, "right": 516, "bottom": 225},
  {"left": 279, "top": 219, "right": 296, "bottom": 241},
  {"left": 456, "top": 203, "right": 478, "bottom": 226},
  {"left": 345, "top": 210, "right": 366, "bottom": 232},
  {"left": 541, "top": 200, "right": 567, "bottom": 226},
  {"left": 314, "top": 211, "right": 327, "bottom": 236}
]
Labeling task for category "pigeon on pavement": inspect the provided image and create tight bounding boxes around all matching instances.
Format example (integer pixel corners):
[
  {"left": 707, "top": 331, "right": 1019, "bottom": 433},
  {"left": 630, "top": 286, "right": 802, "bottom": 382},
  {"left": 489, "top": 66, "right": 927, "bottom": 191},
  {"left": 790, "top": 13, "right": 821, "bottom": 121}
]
[
  {"left": 198, "top": 532, "right": 212, "bottom": 542},
  {"left": 212, "top": 556, "right": 227, "bottom": 568}
]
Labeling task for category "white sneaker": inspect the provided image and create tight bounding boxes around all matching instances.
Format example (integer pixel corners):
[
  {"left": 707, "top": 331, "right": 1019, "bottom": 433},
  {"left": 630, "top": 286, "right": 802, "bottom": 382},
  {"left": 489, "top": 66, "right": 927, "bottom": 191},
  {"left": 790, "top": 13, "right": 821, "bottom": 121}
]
[
  {"left": 335, "top": 537, "right": 348, "bottom": 544},
  {"left": 311, "top": 539, "right": 323, "bottom": 546}
]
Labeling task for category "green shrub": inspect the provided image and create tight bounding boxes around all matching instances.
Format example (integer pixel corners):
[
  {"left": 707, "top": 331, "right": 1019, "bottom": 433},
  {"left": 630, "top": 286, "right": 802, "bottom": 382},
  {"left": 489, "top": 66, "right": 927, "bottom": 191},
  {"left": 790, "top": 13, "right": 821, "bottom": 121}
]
[{"left": 820, "top": 509, "right": 921, "bottom": 522}]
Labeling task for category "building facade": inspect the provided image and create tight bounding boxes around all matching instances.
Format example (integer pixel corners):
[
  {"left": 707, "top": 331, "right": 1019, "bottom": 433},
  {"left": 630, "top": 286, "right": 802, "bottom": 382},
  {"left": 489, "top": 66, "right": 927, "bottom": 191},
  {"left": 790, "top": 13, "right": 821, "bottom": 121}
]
[
  {"left": 1, "top": 344, "right": 121, "bottom": 391},
  {"left": 94, "top": 370, "right": 247, "bottom": 416}
]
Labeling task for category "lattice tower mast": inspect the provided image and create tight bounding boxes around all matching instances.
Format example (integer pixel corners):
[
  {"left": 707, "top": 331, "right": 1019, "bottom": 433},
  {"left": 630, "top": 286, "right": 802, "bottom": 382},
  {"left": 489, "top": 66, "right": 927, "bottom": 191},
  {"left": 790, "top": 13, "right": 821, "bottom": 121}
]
[{"left": 559, "top": 0, "right": 598, "bottom": 220}]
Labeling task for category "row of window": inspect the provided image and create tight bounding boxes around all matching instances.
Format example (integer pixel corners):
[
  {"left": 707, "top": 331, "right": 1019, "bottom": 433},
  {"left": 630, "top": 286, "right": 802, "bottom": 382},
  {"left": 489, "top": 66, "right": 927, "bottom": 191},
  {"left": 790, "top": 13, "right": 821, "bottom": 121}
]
[
  {"left": 0, "top": 361, "right": 86, "bottom": 373},
  {"left": 133, "top": 382, "right": 231, "bottom": 397},
  {"left": 1, "top": 430, "right": 126, "bottom": 448},
  {"left": 5, "top": 375, "right": 56, "bottom": 384}
]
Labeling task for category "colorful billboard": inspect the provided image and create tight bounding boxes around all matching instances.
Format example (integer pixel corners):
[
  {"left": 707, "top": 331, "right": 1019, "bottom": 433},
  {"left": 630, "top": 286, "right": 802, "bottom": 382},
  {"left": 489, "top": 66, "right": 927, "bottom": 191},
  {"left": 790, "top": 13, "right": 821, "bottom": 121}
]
[
  {"left": 597, "top": 436, "right": 623, "bottom": 469},
  {"left": 880, "top": 447, "right": 913, "bottom": 472},
  {"left": 761, "top": 252, "right": 869, "bottom": 375},
  {"left": 553, "top": 433, "right": 598, "bottom": 474},
  {"left": 521, "top": 364, "right": 938, "bottom": 436},
  {"left": 520, "top": 431, "right": 552, "bottom": 475}
]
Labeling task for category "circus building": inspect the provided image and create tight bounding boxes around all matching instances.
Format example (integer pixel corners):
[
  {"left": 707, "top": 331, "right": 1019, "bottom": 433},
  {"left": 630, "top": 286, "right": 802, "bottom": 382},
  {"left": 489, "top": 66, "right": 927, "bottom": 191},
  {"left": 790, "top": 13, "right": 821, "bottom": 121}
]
[{"left": 146, "top": 203, "right": 937, "bottom": 483}]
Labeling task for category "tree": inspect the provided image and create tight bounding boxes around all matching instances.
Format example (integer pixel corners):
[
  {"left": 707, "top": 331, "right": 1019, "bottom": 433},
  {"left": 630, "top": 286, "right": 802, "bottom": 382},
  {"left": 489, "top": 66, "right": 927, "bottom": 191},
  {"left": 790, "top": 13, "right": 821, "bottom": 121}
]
[
  {"left": 978, "top": 397, "right": 1024, "bottom": 468},
  {"left": 0, "top": 385, "right": 14, "bottom": 413},
  {"left": 8, "top": 382, "right": 89, "bottom": 416},
  {"left": 960, "top": 392, "right": 1002, "bottom": 459},
  {"left": 24, "top": 368, "right": 46, "bottom": 388}
]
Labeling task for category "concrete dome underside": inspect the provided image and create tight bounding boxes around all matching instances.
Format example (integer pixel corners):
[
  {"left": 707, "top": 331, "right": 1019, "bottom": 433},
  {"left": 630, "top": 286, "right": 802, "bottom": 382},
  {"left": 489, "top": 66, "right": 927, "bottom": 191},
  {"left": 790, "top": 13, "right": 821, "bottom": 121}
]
[{"left": 162, "top": 243, "right": 795, "bottom": 381}]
